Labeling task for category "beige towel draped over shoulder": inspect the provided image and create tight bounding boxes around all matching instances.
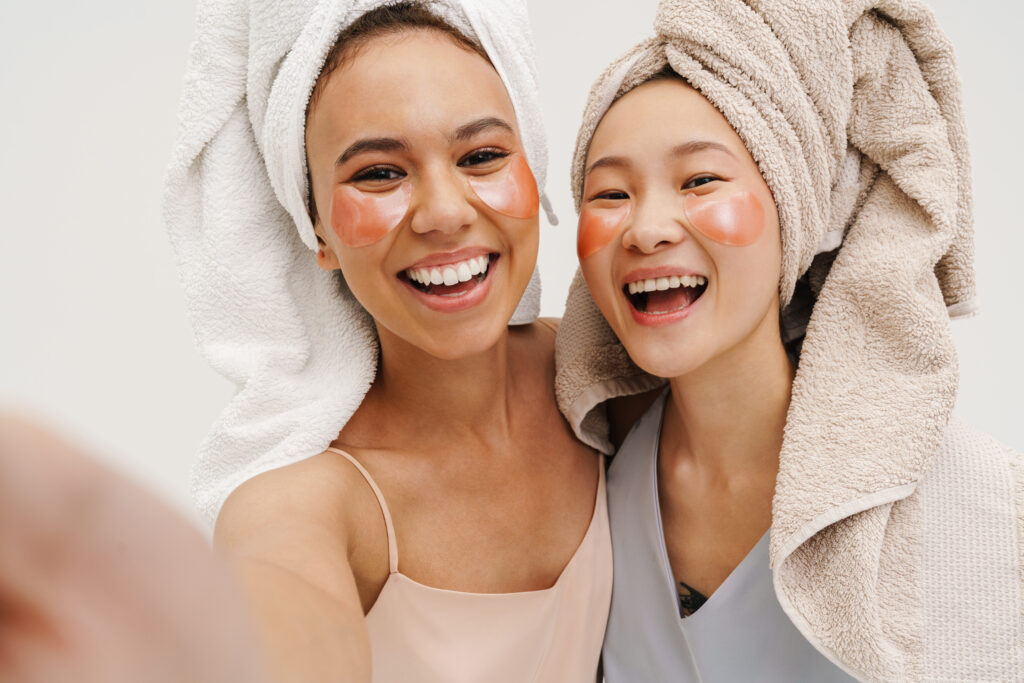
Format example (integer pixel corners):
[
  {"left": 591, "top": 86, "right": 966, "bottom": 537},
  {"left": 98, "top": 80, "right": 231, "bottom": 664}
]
[{"left": 556, "top": 0, "right": 1023, "bottom": 679}]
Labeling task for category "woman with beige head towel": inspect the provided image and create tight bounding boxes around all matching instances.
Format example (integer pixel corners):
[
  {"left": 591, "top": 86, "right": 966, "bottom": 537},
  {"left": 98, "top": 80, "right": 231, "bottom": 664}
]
[{"left": 557, "top": 0, "right": 1023, "bottom": 680}]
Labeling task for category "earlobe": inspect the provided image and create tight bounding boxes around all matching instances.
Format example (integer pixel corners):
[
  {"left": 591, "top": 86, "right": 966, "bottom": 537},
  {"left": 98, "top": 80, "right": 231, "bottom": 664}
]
[{"left": 313, "top": 231, "right": 341, "bottom": 271}]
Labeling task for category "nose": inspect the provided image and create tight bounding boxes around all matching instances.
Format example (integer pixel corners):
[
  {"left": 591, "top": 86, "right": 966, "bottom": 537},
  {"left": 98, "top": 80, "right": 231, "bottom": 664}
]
[
  {"left": 408, "top": 164, "right": 477, "bottom": 236},
  {"left": 621, "top": 192, "right": 688, "bottom": 253}
]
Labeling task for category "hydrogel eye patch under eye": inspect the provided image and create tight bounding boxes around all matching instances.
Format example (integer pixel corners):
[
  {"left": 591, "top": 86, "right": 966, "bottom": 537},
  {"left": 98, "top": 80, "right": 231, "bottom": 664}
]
[
  {"left": 330, "top": 156, "right": 539, "bottom": 248},
  {"left": 577, "top": 203, "right": 631, "bottom": 259},
  {"left": 331, "top": 182, "right": 413, "bottom": 248},
  {"left": 576, "top": 190, "right": 765, "bottom": 258},
  {"left": 682, "top": 191, "right": 764, "bottom": 246},
  {"left": 466, "top": 154, "right": 540, "bottom": 219}
]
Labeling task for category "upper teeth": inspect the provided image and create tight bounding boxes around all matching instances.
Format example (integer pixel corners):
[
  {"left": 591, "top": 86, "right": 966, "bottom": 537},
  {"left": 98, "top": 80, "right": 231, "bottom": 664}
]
[
  {"left": 627, "top": 274, "right": 706, "bottom": 295},
  {"left": 406, "top": 255, "right": 490, "bottom": 286}
]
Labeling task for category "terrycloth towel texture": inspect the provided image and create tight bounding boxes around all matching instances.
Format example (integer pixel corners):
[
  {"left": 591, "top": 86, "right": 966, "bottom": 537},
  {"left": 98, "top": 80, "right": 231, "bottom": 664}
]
[
  {"left": 165, "top": 0, "right": 554, "bottom": 527},
  {"left": 556, "top": 0, "right": 1022, "bottom": 679}
]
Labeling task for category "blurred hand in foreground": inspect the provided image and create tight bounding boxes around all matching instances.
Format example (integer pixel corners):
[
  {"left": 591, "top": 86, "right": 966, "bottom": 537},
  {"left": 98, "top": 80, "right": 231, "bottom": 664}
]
[{"left": 0, "top": 416, "right": 269, "bottom": 683}]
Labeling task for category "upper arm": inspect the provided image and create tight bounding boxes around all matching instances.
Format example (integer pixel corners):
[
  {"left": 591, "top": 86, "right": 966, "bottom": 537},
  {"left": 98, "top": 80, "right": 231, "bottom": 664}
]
[{"left": 215, "top": 458, "right": 371, "bottom": 682}]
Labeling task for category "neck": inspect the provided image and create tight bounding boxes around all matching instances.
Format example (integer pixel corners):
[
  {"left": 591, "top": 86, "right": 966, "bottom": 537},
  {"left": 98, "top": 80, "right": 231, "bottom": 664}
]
[
  {"left": 366, "top": 325, "right": 517, "bottom": 449},
  {"left": 663, "top": 310, "right": 794, "bottom": 477}
]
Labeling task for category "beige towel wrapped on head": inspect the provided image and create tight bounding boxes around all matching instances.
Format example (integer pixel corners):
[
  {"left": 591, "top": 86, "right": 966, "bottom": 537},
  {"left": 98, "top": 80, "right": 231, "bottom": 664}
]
[{"left": 557, "top": 0, "right": 1022, "bottom": 679}]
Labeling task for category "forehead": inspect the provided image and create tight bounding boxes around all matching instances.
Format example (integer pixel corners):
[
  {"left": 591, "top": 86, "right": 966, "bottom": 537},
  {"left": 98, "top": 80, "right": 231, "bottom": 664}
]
[
  {"left": 309, "top": 30, "right": 518, "bottom": 144},
  {"left": 588, "top": 78, "right": 743, "bottom": 162}
]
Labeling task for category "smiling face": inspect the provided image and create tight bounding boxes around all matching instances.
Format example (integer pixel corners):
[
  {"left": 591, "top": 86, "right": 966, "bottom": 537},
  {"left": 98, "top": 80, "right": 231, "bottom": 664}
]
[
  {"left": 306, "top": 30, "right": 539, "bottom": 360},
  {"left": 578, "top": 78, "right": 782, "bottom": 379}
]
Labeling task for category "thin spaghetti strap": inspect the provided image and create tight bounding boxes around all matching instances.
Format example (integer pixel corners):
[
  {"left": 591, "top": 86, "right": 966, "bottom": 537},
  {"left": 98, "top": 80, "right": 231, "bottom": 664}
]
[{"left": 325, "top": 447, "right": 399, "bottom": 574}]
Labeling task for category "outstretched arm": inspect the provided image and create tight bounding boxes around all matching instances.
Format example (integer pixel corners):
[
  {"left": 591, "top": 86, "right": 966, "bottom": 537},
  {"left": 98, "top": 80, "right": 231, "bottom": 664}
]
[
  {"left": 0, "top": 416, "right": 268, "bottom": 683},
  {"left": 215, "top": 458, "right": 373, "bottom": 683}
]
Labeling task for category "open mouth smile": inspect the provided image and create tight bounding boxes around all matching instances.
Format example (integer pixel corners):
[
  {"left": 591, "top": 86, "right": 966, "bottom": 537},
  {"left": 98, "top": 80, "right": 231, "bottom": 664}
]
[
  {"left": 402, "top": 254, "right": 493, "bottom": 297},
  {"left": 623, "top": 273, "right": 708, "bottom": 322},
  {"left": 398, "top": 252, "right": 498, "bottom": 312}
]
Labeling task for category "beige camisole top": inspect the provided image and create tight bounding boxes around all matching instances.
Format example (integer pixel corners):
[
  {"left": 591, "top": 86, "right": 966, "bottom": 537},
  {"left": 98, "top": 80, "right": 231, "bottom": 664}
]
[{"left": 326, "top": 447, "right": 612, "bottom": 683}]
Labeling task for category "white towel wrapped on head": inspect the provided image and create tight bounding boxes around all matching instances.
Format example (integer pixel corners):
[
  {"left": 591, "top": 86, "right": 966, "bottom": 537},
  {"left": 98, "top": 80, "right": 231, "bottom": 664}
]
[{"left": 165, "top": 0, "right": 554, "bottom": 527}]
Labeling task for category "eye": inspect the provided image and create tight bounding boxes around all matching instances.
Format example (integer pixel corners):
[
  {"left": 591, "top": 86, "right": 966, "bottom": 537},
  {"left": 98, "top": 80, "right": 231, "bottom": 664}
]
[
  {"left": 683, "top": 175, "right": 719, "bottom": 190},
  {"left": 350, "top": 165, "right": 404, "bottom": 183},
  {"left": 458, "top": 147, "right": 510, "bottom": 167},
  {"left": 591, "top": 190, "right": 629, "bottom": 201}
]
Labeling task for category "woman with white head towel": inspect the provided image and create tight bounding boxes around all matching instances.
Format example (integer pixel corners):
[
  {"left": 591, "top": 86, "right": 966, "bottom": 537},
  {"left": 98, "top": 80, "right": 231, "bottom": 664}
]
[{"left": 164, "top": 1, "right": 610, "bottom": 680}]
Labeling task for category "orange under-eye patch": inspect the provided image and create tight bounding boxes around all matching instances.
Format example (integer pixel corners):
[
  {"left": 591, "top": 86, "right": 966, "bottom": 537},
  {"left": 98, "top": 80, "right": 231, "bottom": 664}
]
[
  {"left": 330, "top": 182, "right": 412, "bottom": 248},
  {"left": 682, "top": 191, "right": 765, "bottom": 246},
  {"left": 577, "top": 203, "right": 631, "bottom": 260},
  {"left": 466, "top": 154, "right": 539, "bottom": 219}
]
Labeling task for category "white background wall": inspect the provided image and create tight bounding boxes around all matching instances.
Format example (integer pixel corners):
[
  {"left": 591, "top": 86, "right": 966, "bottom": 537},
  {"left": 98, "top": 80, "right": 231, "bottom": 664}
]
[{"left": 1, "top": 0, "right": 1020, "bottom": 522}]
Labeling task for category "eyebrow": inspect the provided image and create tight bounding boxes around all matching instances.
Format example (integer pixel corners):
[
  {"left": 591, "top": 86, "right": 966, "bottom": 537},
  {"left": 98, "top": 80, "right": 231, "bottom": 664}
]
[
  {"left": 451, "top": 116, "right": 515, "bottom": 143},
  {"left": 585, "top": 139, "right": 737, "bottom": 177},
  {"left": 670, "top": 140, "right": 737, "bottom": 159},
  {"left": 333, "top": 117, "right": 515, "bottom": 167},
  {"left": 585, "top": 155, "right": 630, "bottom": 177},
  {"left": 335, "top": 137, "right": 409, "bottom": 166}
]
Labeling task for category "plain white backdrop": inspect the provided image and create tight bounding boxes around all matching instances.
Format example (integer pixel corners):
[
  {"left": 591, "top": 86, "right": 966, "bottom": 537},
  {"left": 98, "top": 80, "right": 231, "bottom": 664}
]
[{"left": 1, "top": 0, "right": 1020, "bottom": 521}]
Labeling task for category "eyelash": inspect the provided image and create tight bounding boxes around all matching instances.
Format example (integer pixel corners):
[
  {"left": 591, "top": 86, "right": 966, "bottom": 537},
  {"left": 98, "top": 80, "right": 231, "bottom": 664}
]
[
  {"left": 347, "top": 148, "right": 510, "bottom": 182},
  {"left": 589, "top": 174, "right": 722, "bottom": 202},
  {"left": 350, "top": 165, "right": 404, "bottom": 183},
  {"left": 458, "top": 148, "right": 510, "bottom": 167},
  {"left": 684, "top": 175, "right": 719, "bottom": 189},
  {"left": 593, "top": 190, "right": 629, "bottom": 201}
]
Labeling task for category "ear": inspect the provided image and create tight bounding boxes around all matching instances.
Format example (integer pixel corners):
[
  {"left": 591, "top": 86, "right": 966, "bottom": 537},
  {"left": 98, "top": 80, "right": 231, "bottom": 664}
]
[{"left": 313, "top": 223, "right": 341, "bottom": 271}]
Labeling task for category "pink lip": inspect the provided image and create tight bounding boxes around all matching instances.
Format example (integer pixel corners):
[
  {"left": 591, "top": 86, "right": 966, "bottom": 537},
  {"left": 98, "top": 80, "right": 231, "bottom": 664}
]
[
  {"left": 620, "top": 265, "right": 707, "bottom": 287},
  {"left": 402, "top": 247, "right": 494, "bottom": 272},
  {"left": 401, "top": 256, "right": 498, "bottom": 313}
]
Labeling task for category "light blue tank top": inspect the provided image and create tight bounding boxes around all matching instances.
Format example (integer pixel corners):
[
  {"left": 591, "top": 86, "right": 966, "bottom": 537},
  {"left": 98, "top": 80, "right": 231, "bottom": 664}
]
[{"left": 602, "top": 392, "right": 855, "bottom": 682}]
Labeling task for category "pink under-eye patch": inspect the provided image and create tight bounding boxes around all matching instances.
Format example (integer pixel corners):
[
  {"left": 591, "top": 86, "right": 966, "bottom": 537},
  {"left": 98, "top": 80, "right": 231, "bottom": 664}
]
[
  {"left": 467, "top": 154, "right": 540, "bottom": 219},
  {"left": 330, "top": 182, "right": 413, "bottom": 248},
  {"left": 577, "top": 203, "right": 631, "bottom": 260},
  {"left": 682, "top": 191, "right": 765, "bottom": 246}
]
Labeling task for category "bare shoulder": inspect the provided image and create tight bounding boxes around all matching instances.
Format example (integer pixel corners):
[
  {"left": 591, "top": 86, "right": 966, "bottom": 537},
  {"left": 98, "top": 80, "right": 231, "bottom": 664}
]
[
  {"left": 217, "top": 452, "right": 359, "bottom": 540},
  {"left": 536, "top": 316, "right": 561, "bottom": 333},
  {"left": 509, "top": 319, "right": 559, "bottom": 373},
  {"left": 516, "top": 318, "right": 560, "bottom": 346},
  {"left": 215, "top": 449, "right": 384, "bottom": 598},
  {"left": 214, "top": 451, "right": 378, "bottom": 679}
]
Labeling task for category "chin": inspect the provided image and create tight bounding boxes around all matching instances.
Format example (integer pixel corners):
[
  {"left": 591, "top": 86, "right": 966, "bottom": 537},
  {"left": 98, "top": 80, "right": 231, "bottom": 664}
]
[
  {"left": 613, "top": 322, "right": 715, "bottom": 380},
  {"left": 415, "top": 315, "right": 511, "bottom": 361},
  {"left": 625, "top": 344, "right": 705, "bottom": 380}
]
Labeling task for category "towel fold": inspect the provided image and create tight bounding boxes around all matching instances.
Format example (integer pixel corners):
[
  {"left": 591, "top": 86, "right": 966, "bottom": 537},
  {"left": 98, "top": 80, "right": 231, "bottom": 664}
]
[
  {"left": 165, "top": 0, "right": 552, "bottom": 527},
  {"left": 556, "top": 0, "right": 989, "bottom": 677}
]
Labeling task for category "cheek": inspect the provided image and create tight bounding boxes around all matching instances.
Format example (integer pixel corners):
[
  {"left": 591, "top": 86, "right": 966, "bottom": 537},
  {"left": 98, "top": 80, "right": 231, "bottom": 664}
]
[
  {"left": 710, "top": 237, "right": 783, "bottom": 326},
  {"left": 467, "top": 155, "right": 540, "bottom": 219},
  {"left": 577, "top": 205, "right": 631, "bottom": 260},
  {"left": 579, "top": 252, "right": 618, "bottom": 319},
  {"left": 330, "top": 183, "right": 412, "bottom": 248},
  {"left": 683, "top": 191, "right": 765, "bottom": 246}
]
